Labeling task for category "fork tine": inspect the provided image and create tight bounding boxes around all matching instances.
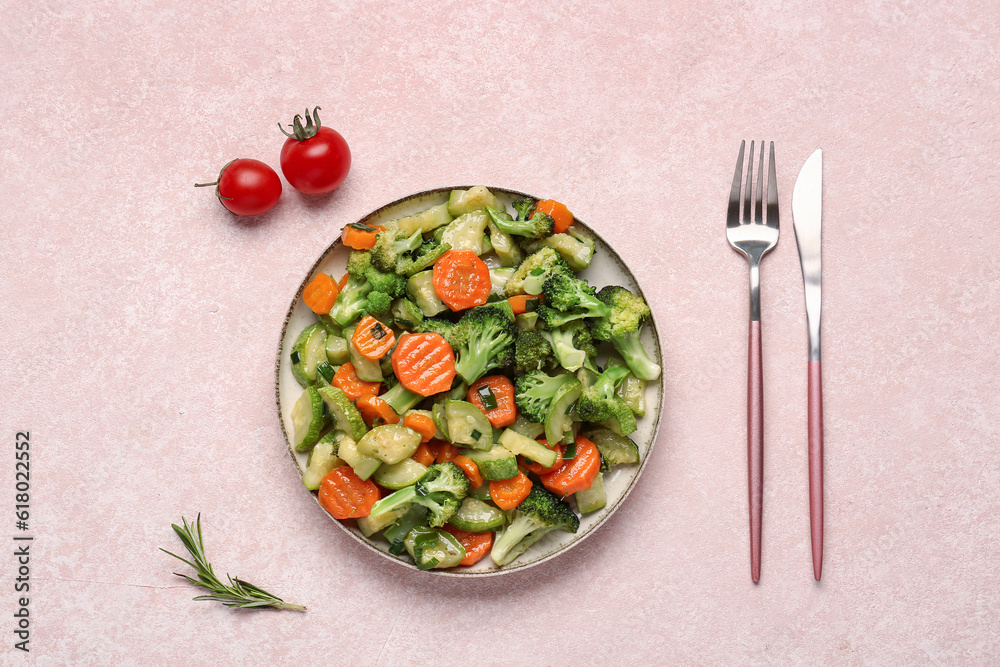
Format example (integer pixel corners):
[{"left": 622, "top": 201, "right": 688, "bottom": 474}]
[
  {"left": 754, "top": 141, "right": 764, "bottom": 225},
  {"left": 743, "top": 141, "right": 754, "bottom": 225},
  {"left": 727, "top": 140, "right": 745, "bottom": 228},
  {"left": 766, "top": 141, "right": 779, "bottom": 229}
]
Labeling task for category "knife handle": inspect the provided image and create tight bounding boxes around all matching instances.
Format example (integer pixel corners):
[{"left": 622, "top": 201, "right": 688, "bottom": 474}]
[
  {"left": 809, "top": 359, "right": 823, "bottom": 580},
  {"left": 748, "top": 321, "right": 763, "bottom": 583}
]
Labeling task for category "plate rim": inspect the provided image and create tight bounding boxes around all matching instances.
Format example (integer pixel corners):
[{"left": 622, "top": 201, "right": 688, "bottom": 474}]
[{"left": 275, "top": 185, "right": 664, "bottom": 577}]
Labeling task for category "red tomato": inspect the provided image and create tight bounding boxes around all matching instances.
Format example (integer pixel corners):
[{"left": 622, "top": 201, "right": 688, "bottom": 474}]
[
  {"left": 278, "top": 106, "right": 351, "bottom": 194},
  {"left": 196, "top": 158, "right": 282, "bottom": 216}
]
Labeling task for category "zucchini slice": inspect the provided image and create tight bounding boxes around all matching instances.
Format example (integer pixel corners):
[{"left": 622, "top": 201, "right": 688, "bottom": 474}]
[
  {"left": 497, "top": 428, "right": 557, "bottom": 468},
  {"left": 343, "top": 327, "right": 383, "bottom": 382},
  {"left": 574, "top": 471, "right": 607, "bottom": 514},
  {"left": 462, "top": 445, "right": 518, "bottom": 481},
  {"left": 440, "top": 211, "right": 490, "bottom": 255},
  {"left": 406, "top": 270, "right": 448, "bottom": 317},
  {"left": 301, "top": 434, "right": 344, "bottom": 490},
  {"left": 357, "top": 424, "right": 422, "bottom": 465},
  {"left": 356, "top": 505, "right": 408, "bottom": 538},
  {"left": 499, "top": 428, "right": 557, "bottom": 468},
  {"left": 316, "top": 386, "right": 368, "bottom": 441},
  {"left": 433, "top": 400, "right": 492, "bottom": 451},
  {"left": 336, "top": 435, "right": 381, "bottom": 480},
  {"left": 584, "top": 427, "right": 640, "bottom": 467},
  {"left": 507, "top": 413, "right": 545, "bottom": 440},
  {"left": 396, "top": 202, "right": 453, "bottom": 236},
  {"left": 447, "top": 186, "right": 501, "bottom": 216},
  {"left": 448, "top": 497, "right": 506, "bottom": 533},
  {"left": 290, "top": 323, "right": 329, "bottom": 387},
  {"left": 291, "top": 386, "right": 328, "bottom": 452},
  {"left": 404, "top": 526, "right": 466, "bottom": 570},
  {"left": 325, "top": 335, "right": 350, "bottom": 366},
  {"left": 373, "top": 457, "right": 429, "bottom": 489},
  {"left": 608, "top": 359, "right": 646, "bottom": 417},
  {"left": 391, "top": 298, "right": 424, "bottom": 331}
]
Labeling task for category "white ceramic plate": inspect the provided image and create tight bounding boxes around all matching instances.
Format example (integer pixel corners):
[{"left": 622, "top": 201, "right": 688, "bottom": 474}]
[{"left": 276, "top": 186, "right": 663, "bottom": 576}]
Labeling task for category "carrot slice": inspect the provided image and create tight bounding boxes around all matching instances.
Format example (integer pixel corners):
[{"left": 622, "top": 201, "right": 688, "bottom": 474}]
[
  {"left": 534, "top": 199, "right": 573, "bottom": 233},
  {"left": 452, "top": 454, "right": 484, "bottom": 489},
  {"left": 302, "top": 273, "right": 340, "bottom": 315},
  {"left": 520, "top": 439, "right": 566, "bottom": 476},
  {"left": 391, "top": 332, "right": 456, "bottom": 396},
  {"left": 489, "top": 470, "right": 533, "bottom": 510},
  {"left": 507, "top": 294, "right": 543, "bottom": 316},
  {"left": 356, "top": 394, "right": 400, "bottom": 427},
  {"left": 434, "top": 442, "right": 460, "bottom": 463},
  {"left": 402, "top": 413, "right": 437, "bottom": 443},
  {"left": 540, "top": 434, "right": 600, "bottom": 497},
  {"left": 467, "top": 375, "right": 518, "bottom": 428},
  {"left": 411, "top": 441, "right": 436, "bottom": 467},
  {"left": 332, "top": 362, "right": 381, "bottom": 401},
  {"left": 432, "top": 250, "right": 491, "bottom": 311},
  {"left": 341, "top": 223, "right": 384, "bottom": 250},
  {"left": 338, "top": 273, "right": 350, "bottom": 291},
  {"left": 351, "top": 315, "right": 396, "bottom": 361},
  {"left": 317, "top": 465, "right": 381, "bottom": 519},
  {"left": 441, "top": 524, "right": 493, "bottom": 566}
]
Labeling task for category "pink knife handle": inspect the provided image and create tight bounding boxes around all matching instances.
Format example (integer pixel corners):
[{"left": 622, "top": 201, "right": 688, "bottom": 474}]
[
  {"left": 809, "top": 360, "right": 824, "bottom": 580},
  {"left": 748, "top": 321, "right": 763, "bottom": 583}
]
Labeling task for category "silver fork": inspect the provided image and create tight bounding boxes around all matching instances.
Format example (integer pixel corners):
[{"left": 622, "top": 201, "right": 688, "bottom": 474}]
[{"left": 727, "top": 140, "right": 778, "bottom": 583}]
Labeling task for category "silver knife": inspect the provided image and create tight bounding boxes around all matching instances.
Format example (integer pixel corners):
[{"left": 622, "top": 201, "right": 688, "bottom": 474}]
[{"left": 792, "top": 149, "right": 823, "bottom": 581}]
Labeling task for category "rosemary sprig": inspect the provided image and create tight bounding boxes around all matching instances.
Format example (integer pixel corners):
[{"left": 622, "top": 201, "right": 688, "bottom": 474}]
[{"left": 160, "top": 514, "right": 305, "bottom": 612}]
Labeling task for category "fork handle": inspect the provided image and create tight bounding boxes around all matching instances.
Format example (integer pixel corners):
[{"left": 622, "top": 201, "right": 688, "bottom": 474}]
[
  {"left": 809, "top": 360, "right": 823, "bottom": 580},
  {"left": 748, "top": 320, "right": 763, "bottom": 583}
]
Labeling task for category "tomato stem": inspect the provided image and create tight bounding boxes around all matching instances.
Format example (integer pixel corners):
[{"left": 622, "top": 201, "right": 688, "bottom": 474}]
[
  {"left": 278, "top": 106, "right": 323, "bottom": 141},
  {"left": 196, "top": 160, "right": 236, "bottom": 201}
]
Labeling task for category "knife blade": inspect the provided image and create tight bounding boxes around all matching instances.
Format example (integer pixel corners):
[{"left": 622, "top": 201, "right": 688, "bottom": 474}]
[{"left": 792, "top": 148, "right": 824, "bottom": 581}]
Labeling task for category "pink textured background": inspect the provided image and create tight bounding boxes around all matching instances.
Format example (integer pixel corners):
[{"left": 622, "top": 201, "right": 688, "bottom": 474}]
[{"left": 2, "top": 1, "right": 998, "bottom": 663}]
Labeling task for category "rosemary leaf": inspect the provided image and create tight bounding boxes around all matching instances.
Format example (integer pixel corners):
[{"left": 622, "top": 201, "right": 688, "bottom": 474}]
[{"left": 160, "top": 514, "right": 305, "bottom": 612}]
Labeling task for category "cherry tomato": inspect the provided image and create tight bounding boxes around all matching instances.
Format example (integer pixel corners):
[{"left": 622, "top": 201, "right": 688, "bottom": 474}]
[
  {"left": 195, "top": 158, "right": 282, "bottom": 216},
  {"left": 278, "top": 106, "right": 351, "bottom": 195}
]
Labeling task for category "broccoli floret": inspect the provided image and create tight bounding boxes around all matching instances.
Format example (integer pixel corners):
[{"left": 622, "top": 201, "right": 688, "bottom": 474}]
[
  {"left": 515, "top": 330, "right": 554, "bottom": 375},
  {"left": 330, "top": 250, "right": 407, "bottom": 325},
  {"left": 490, "top": 485, "right": 579, "bottom": 566},
  {"left": 589, "top": 286, "right": 661, "bottom": 381},
  {"left": 365, "top": 266, "right": 406, "bottom": 298},
  {"left": 514, "top": 370, "right": 577, "bottom": 424},
  {"left": 370, "top": 225, "right": 451, "bottom": 276},
  {"left": 367, "top": 462, "right": 470, "bottom": 528},
  {"left": 416, "top": 317, "right": 459, "bottom": 346},
  {"left": 486, "top": 206, "right": 554, "bottom": 239},
  {"left": 365, "top": 290, "right": 393, "bottom": 317},
  {"left": 540, "top": 320, "right": 598, "bottom": 373},
  {"left": 575, "top": 364, "right": 637, "bottom": 434},
  {"left": 533, "top": 271, "right": 611, "bottom": 329},
  {"left": 328, "top": 275, "right": 374, "bottom": 326},
  {"left": 346, "top": 249, "right": 373, "bottom": 277},
  {"left": 543, "top": 272, "right": 611, "bottom": 318},
  {"left": 451, "top": 305, "right": 516, "bottom": 384},
  {"left": 504, "top": 248, "right": 571, "bottom": 298},
  {"left": 371, "top": 227, "right": 423, "bottom": 273},
  {"left": 512, "top": 198, "right": 535, "bottom": 221}
]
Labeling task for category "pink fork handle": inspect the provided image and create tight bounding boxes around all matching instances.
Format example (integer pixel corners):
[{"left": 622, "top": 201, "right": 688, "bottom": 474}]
[
  {"left": 748, "top": 321, "right": 763, "bottom": 583},
  {"left": 809, "top": 360, "right": 824, "bottom": 581}
]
